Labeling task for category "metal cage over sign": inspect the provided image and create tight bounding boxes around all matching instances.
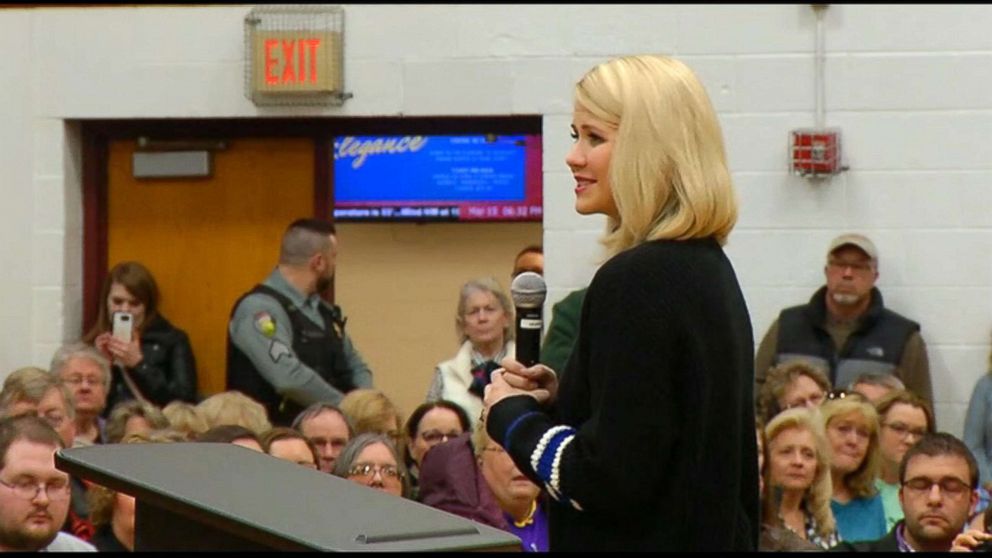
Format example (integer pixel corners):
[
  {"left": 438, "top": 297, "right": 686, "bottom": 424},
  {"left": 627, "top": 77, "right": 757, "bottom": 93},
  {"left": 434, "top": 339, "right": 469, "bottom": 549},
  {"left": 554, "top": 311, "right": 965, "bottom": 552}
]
[{"left": 244, "top": 5, "right": 351, "bottom": 106}]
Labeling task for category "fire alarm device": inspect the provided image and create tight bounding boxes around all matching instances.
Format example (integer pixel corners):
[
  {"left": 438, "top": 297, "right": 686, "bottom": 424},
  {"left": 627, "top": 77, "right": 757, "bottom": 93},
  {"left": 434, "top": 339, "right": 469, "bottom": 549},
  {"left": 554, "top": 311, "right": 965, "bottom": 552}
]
[{"left": 790, "top": 128, "right": 844, "bottom": 178}]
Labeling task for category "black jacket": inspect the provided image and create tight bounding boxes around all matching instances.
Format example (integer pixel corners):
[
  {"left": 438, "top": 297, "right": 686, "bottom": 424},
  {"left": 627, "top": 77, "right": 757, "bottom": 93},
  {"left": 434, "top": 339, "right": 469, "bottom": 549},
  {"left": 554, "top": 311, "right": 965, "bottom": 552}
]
[
  {"left": 831, "top": 525, "right": 900, "bottom": 552},
  {"left": 104, "top": 314, "right": 198, "bottom": 414},
  {"left": 489, "top": 238, "right": 759, "bottom": 551}
]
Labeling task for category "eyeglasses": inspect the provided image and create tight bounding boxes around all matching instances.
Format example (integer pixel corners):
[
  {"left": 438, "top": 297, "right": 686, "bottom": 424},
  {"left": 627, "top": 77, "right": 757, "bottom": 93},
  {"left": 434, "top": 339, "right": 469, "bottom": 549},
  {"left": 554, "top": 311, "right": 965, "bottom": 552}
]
[
  {"left": 419, "top": 430, "right": 462, "bottom": 444},
  {"left": 903, "top": 476, "right": 972, "bottom": 499},
  {"left": 826, "top": 389, "right": 870, "bottom": 403},
  {"left": 784, "top": 393, "right": 826, "bottom": 410},
  {"left": 348, "top": 463, "right": 404, "bottom": 482},
  {"left": 0, "top": 477, "right": 70, "bottom": 501},
  {"left": 883, "top": 422, "right": 927, "bottom": 441},
  {"left": 827, "top": 260, "right": 874, "bottom": 273},
  {"left": 63, "top": 376, "right": 104, "bottom": 388}
]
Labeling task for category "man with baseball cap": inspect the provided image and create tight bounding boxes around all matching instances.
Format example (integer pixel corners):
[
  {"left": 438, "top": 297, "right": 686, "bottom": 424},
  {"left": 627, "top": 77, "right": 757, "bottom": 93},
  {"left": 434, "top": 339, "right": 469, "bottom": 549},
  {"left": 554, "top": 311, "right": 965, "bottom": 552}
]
[{"left": 754, "top": 233, "right": 932, "bottom": 405}]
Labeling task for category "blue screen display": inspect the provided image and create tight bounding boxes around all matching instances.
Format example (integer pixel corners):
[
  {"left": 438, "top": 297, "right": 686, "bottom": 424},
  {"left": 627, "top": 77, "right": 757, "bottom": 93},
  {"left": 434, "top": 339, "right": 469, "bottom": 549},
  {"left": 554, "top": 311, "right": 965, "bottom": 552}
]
[
  {"left": 334, "top": 134, "right": 528, "bottom": 203},
  {"left": 332, "top": 133, "right": 542, "bottom": 222}
]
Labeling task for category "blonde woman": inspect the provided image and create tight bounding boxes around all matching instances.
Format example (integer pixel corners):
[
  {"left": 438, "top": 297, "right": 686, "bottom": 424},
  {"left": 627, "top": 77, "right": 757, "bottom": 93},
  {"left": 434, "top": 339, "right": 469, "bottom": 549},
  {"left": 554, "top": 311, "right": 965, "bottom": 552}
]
[
  {"left": 482, "top": 55, "right": 757, "bottom": 550},
  {"left": 339, "top": 388, "right": 403, "bottom": 446},
  {"left": 194, "top": 390, "right": 271, "bottom": 435},
  {"left": 821, "top": 393, "right": 886, "bottom": 542},
  {"left": 762, "top": 408, "right": 838, "bottom": 550}
]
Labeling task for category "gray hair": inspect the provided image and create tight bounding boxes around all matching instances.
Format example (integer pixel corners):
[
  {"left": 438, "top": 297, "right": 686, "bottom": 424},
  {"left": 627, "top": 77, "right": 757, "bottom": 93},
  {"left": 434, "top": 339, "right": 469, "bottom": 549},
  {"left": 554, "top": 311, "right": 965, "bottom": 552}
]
[
  {"left": 50, "top": 342, "right": 111, "bottom": 388},
  {"left": 331, "top": 432, "right": 410, "bottom": 498},
  {"left": 291, "top": 402, "right": 355, "bottom": 438},
  {"left": 848, "top": 373, "right": 905, "bottom": 392},
  {"left": 455, "top": 276, "right": 514, "bottom": 343},
  {"left": 0, "top": 367, "right": 76, "bottom": 421}
]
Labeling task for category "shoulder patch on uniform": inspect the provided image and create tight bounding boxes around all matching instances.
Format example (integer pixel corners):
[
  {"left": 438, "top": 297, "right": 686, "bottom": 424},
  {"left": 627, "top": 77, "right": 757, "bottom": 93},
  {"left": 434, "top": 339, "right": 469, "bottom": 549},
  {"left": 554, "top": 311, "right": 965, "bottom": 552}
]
[
  {"left": 268, "top": 340, "right": 292, "bottom": 363},
  {"left": 253, "top": 311, "right": 277, "bottom": 338}
]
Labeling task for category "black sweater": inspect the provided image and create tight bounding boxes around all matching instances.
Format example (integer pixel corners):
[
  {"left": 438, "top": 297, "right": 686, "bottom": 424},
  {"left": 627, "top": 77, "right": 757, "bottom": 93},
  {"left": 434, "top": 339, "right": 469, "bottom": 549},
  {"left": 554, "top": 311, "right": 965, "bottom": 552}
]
[{"left": 488, "top": 238, "right": 759, "bottom": 551}]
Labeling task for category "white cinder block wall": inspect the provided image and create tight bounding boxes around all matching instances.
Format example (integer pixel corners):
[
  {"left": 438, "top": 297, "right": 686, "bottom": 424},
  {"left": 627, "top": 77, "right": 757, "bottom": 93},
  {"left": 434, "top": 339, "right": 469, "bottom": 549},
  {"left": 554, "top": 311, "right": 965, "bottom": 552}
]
[{"left": 0, "top": 4, "right": 990, "bottom": 436}]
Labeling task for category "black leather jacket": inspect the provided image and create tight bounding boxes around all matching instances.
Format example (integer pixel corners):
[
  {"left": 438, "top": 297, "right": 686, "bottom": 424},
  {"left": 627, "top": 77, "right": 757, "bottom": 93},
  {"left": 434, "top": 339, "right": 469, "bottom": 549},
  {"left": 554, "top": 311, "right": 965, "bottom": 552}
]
[{"left": 103, "top": 314, "right": 199, "bottom": 414}]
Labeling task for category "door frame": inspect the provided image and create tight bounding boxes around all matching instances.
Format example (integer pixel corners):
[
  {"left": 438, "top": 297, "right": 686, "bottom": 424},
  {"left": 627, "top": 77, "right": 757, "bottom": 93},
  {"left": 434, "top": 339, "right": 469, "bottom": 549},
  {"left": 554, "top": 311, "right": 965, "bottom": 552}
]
[{"left": 79, "top": 115, "right": 542, "bottom": 331}]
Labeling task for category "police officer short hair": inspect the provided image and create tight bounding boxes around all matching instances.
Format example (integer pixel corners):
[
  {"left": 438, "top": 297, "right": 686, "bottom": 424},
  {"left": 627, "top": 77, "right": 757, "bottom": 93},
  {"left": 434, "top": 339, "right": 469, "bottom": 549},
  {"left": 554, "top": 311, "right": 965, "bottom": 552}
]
[{"left": 280, "top": 219, "right": 337, "bottom": 265}]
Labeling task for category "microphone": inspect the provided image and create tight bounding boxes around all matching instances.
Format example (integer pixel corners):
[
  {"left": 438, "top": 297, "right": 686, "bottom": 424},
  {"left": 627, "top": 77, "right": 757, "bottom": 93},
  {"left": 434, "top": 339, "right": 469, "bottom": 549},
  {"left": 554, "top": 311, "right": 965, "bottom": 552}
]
[{"left": 510, "top": 271, "right": 547, "bottom": 367}]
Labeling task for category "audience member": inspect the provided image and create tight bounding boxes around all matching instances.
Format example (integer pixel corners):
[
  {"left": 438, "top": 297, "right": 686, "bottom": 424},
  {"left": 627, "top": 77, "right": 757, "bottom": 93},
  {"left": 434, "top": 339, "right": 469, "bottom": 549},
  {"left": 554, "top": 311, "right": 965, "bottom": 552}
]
[
  {"left": 194, "top": 390, "right": 271, "bottom": 435},
  {"left": 754, "top": 233, "right": 932, "bottom": 404},
  {"left": 83, "top": 261, "right": 198, "bottom": 411},
  {"left": 419, "top": 432, "right": 506, "bottom": 525},
  {"left": 0, "top": 415, "right": 95, "bottom": 551},
  {"left": 333, "top": 433, "right": 409, "bottom": 498},
  {"left": 226, "top": 218, "right": 372, "bottom": 425},
  {"left": 259, "top": 427, "right": 319, "bottom": 469},
  {"left": 86, "top": 430, "right": 179, "bottom": 551},
  {"left": 511, "top": 245, "right": 543, "bottom": 278},
  {"left": 426, "top": 277, "right": 515, "bottom": 426},
  {"left": 873, "top": 389, "right": 935, "bottom": 531},
  {"left": 474, "top": 422, "right": 548, "bottom": 552},
  {"left": 964, "top": 343, "right": 992, "bottom": 490},
  {"left": 161, "top": 400, "right": 207, "bottom": 440},
  {"left": 50, "top": 343, "right": 111, "bottom": 446},
  {"left": 291, "top": 403, "right": 354, "bottom": 473},
  {"left": 835, "top": 433, "right": 978, "bottom": 552},
  {"left": 0, "top": 367, "right": 92, "bottom": 542},
  {"left": 104, "top": 400, "right": 169, "bottom": 444},
  {"left": 849, "top": 372, "right": 906, "bottom": 404},
  {"left": 761, "top": 408, "right": 837, "bottom": 550},
  {"left": 756, "top": 360, "right": 831, "bottom": 425},
  {"left": 539, "top": 287, "right": 586, "bottom": 380},
  {"left": 821, "top": 393, "right": 887, "bottom": 542},
  {"left": 195, "top": 424, "right": 263, "bottom": 452},
  {"left": 403, "top": 401, "right": 471, "bottom": 499},
  {"left": 339, "top": 388, "right": 402, "bottom": 444}
]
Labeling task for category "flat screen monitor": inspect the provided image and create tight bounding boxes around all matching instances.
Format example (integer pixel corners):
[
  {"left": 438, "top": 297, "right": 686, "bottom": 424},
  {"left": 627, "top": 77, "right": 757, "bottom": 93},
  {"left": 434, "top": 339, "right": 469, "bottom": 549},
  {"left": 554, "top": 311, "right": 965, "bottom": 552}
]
[{"left": 332, "top": 133, "right": 542, "bottom": 222}]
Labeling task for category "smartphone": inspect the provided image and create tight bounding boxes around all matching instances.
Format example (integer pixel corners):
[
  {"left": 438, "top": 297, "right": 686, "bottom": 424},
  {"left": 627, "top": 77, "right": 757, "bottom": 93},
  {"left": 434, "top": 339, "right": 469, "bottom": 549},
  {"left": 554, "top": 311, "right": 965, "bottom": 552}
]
[{"left": 112, "top": 311, "right": 133, "bottom": 343}]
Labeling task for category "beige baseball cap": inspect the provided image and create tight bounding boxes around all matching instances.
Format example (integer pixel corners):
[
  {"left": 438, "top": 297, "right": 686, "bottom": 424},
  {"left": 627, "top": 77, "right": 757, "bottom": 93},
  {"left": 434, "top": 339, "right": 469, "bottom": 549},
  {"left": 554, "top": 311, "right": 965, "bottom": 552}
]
[{"left": 828, "top": 233, "right": 878, "bottom": 261}]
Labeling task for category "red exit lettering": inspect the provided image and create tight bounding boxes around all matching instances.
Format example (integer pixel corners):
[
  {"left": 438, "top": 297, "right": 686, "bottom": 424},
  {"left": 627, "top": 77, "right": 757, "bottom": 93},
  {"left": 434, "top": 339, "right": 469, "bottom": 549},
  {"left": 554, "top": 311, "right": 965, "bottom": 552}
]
[{"left": 264, "top": 38, "right": 321, "bottom": 86}]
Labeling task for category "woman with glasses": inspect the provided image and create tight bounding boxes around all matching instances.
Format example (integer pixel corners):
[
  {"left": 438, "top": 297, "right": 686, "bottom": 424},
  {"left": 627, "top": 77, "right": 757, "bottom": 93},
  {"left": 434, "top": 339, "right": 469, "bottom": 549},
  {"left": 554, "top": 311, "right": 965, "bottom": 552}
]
[
  {"left": 873, "top": 390, "right": 934, "bottom": 531},
  {"left": 760, "top": 408, "right": 836, "bottom": 550},
  {"left": 332, "top": 432, "right": 409, "bottom": 498},
  {"left": 821, "top": 393, "right": 887, "bottom": 542},
  {"left": 757, "top": 360, "right": 832, "bottom": 425},
  {"left": 403, "top": 400, "right": 471, "bottom": 500},
  {"left": 426, "top": 277, "right": 515, "bottom": 429}
]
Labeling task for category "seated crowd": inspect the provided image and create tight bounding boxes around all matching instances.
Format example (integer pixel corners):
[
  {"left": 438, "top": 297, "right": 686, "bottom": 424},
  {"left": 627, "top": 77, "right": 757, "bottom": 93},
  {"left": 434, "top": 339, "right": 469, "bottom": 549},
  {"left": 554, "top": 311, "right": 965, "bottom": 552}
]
[{"left": 6, "top": 228, "right": 992, "bottom": 553}]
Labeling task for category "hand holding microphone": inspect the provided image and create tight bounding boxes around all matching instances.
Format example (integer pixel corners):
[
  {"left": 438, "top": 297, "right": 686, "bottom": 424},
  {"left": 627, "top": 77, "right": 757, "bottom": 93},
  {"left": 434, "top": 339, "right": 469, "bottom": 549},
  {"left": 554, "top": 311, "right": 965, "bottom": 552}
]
[{"left": 483, "top": 271, "right": 558, "bottom": 406}]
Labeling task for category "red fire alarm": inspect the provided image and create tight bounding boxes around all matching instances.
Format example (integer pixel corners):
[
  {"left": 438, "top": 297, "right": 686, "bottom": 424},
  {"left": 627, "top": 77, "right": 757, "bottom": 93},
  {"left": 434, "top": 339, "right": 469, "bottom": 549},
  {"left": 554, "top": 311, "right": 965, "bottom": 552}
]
[{"left": 790, "top": 128, "right": 844, "bottom": 177}]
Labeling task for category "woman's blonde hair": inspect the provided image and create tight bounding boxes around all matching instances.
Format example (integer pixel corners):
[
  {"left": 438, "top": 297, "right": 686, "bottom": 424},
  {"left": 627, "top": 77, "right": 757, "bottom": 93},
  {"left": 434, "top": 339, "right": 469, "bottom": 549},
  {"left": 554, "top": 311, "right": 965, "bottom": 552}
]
[
  {"left": 820, "top": 396, "right": 882, "bottom": 498},
  {"left": 574, "top": 54, "right": 737, "bottom": 256},
  {"left": 764, "top": 408, "right": 836, "bottom": 539},
  {"left": 162, "top": 401, "right": 208, "bottom": 439},
  {"left": 194, "top": 391, "right": 271, "bottom": 435},
  {"left": 339, "top": 388, "right": 402, "bottom": 437}
]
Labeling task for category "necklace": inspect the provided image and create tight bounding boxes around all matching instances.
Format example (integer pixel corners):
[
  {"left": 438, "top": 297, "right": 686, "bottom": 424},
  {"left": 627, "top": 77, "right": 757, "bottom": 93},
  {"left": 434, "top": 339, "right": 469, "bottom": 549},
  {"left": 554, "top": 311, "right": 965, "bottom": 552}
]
[{"left": 513, "top": 500, "right": 537, "bottom": 528}]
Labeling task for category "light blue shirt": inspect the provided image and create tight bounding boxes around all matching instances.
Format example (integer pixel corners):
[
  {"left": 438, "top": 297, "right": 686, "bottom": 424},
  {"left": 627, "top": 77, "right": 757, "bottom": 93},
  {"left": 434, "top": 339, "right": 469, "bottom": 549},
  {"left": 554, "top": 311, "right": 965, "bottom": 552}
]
[
  {"left": 831, "top": 493, "right": 887, "bottom": 543},
  {"left": 965, "top": 374, "right": 992, "bottom": 486}
]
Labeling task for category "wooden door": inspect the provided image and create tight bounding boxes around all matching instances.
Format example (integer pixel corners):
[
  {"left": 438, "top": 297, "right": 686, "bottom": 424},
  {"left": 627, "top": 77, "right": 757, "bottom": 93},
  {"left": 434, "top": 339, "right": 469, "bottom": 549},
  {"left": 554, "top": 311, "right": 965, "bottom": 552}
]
[{"left": 106, "top": 138, "right": 314, "bottom": 397}]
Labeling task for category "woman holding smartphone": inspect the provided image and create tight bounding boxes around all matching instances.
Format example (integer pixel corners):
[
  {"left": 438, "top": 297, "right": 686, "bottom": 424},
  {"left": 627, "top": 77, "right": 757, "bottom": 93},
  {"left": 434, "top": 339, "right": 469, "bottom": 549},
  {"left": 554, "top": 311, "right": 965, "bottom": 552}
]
[
  {"left": 483, "top": 55, "right": 758, "bottom": 551},
  {"left": 83, "top": 261, "right": 198, "bottom": 414}
]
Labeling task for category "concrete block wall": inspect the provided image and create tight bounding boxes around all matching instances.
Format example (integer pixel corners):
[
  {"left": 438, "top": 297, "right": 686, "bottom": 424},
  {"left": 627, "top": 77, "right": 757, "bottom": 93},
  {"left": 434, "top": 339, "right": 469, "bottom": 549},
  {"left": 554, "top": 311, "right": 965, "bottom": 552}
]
[{"left": 0, "top": 4, "right": 989, "bottom": 437}]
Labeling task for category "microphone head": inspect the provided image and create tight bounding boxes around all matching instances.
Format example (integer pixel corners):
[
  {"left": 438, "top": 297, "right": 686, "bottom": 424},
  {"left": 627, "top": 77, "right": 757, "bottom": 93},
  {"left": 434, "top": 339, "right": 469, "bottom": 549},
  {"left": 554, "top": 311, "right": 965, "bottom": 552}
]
[{"left": 510, "top": 271, "right": 547, "bottom": 309}]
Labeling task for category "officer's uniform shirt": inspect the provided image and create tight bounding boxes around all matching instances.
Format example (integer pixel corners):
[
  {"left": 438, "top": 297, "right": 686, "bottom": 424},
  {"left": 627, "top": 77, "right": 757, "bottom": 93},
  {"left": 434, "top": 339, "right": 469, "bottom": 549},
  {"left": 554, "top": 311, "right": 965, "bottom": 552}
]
[{"left": 228, "top": 268, "right": 372, "bottom": 407}]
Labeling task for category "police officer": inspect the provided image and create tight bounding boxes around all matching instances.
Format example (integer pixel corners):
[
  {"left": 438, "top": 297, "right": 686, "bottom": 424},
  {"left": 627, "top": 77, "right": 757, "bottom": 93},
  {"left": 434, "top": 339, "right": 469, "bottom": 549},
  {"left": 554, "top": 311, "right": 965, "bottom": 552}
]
[{"left": 226, "top": 219, "right": 372, "bottom": 425}]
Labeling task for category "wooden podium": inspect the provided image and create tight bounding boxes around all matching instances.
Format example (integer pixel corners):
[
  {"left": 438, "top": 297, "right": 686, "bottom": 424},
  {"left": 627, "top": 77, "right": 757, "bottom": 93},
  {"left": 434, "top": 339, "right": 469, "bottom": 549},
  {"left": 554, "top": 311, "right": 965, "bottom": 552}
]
[{"left": 56, "top": 443, "right": 521, "bottom": 551}]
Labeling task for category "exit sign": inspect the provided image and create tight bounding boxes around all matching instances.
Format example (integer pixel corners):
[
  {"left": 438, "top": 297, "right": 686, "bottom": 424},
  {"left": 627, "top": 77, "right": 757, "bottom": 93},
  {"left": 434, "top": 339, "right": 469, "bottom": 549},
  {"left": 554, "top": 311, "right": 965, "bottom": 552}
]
[{"left": 251, "top": 30, "right": 340, "bottom": 95}]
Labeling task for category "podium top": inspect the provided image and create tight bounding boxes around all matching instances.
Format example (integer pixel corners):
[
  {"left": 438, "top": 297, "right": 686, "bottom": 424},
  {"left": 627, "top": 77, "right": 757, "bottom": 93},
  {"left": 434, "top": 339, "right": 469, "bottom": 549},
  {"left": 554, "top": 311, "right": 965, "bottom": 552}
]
[{"left": 56, "top": 442, "right": 521, "bottom": 552}]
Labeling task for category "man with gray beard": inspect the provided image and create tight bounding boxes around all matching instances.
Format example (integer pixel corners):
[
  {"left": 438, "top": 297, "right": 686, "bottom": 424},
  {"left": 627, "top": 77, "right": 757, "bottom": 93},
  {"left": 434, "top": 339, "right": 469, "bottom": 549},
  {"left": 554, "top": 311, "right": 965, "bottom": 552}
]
[{"left": 754, "top": 233, "right": 932, "bottom": 405}]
